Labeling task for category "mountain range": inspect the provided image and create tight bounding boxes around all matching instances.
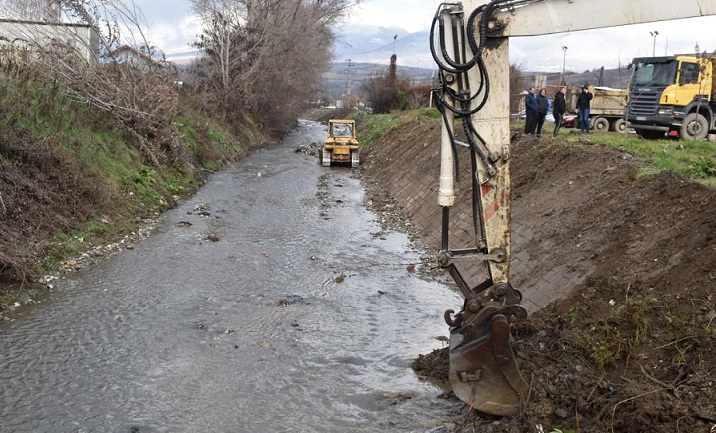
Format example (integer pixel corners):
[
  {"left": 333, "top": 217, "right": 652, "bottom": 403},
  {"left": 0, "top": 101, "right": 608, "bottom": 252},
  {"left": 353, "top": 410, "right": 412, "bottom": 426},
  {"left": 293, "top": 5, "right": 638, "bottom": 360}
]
[
  {"left": 166, "top": 25, "right": 630, "bottom": 101},
  {"left": 165, "top": 25, "right": 434, "bottom": 69},
  {"left": 332, "top": 25, "right": 434, "bottom": 69}
]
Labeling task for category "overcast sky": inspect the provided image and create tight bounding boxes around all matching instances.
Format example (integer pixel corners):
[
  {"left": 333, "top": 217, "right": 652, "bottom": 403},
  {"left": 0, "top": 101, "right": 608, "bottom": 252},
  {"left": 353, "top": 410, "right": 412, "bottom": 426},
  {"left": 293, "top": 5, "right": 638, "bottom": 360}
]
[{"left": 133, "top": 0, "right": 716, "bottom": 72}]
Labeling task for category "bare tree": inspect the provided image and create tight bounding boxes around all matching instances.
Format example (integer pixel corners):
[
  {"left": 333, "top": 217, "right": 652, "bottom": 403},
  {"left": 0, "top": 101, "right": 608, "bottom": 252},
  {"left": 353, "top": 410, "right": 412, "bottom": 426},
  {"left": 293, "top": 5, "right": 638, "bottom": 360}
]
[
  {"left": 190, "top": 1, "right": 247, "bottom": 123},
  {"left": 509, "top": 61, "right": 525, "bottom": 113},
  {"left": 360, "top": 55, "right": 408, "bottom": 114},
  {"left": 0, "top": 0, "right": 185, "bottom": 165},
  {"left": 190, "top": 0, "right": 359, "bottom": 134},
  {"left": 0, "top": 0, "right": 58, "bottom": 20}
]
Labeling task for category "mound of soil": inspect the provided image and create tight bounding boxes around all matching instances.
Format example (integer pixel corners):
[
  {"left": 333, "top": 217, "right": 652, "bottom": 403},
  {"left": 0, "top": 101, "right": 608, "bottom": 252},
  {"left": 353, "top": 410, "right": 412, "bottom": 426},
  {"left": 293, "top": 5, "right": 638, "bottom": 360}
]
[{"left": 360, "top": 120, "right": 716, "bottom": 433}]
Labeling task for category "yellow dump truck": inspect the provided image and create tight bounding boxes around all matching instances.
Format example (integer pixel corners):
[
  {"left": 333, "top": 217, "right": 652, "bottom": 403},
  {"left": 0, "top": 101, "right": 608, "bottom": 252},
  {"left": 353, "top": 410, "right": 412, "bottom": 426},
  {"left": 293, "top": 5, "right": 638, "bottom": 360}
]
[
  {"left": 627, "top": 54, "right": 716, "bottom": 140},
  {"left": 320, "top": 119, "right": 360, "bottom": 167}
]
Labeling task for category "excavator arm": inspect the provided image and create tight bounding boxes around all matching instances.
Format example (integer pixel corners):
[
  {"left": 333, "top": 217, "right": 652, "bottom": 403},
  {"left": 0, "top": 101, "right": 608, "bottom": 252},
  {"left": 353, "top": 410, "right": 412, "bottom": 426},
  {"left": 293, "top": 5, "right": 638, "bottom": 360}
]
[{"left": 431, "top": 0, "right": 716, "bottom": 416}]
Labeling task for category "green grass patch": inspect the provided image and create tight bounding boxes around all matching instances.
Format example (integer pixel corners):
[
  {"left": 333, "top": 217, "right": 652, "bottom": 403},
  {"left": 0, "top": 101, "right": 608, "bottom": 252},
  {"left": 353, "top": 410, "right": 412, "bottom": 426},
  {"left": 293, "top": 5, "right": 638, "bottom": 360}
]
[
  {"left": 0, "top": 73, "right": 249, "bottom": 280},
  {"left": 350, "top": 108, "right": 442, "bottom": 146},
  {"left": 173, "top": 101, "right": 239, "bottom": 171},
  {"left": 560, "top": 130, "right": 716, "bottom": 187},
  {"left": 45, "top": 217, "right": 140, "bottom": 268}
]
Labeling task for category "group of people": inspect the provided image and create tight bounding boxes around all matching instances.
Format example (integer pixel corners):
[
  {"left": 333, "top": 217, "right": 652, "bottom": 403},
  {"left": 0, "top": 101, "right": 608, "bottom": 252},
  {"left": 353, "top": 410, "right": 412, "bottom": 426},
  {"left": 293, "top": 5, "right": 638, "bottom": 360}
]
[{"left": 523, "top": 85, "right": 593, "bottom": 137}]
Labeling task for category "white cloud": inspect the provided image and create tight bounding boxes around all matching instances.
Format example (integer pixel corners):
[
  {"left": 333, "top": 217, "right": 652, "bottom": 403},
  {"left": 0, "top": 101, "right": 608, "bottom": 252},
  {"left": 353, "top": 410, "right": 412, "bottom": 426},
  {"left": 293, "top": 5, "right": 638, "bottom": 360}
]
[
  {"left": 510, "top": 16, "right": 714, "bottom": 73},
  {"left": 127, "top": 0, "right": 716, "bottom": 69},
  {"left": 147, "top": 15, "right": 202, "bottom": 54},
  {"left": 347, "top": 0, "right": 441, "bottom": 32},
  {"left": 131, "top": 0, "right": 200, "bottom": 54}
]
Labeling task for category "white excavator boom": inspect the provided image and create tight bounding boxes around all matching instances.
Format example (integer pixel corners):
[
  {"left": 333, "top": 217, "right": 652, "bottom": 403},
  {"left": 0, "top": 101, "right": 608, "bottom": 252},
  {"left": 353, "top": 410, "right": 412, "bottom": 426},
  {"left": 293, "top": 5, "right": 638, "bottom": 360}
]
[{"left": 487, "top": 0, "right": 716, "bottom": 37}]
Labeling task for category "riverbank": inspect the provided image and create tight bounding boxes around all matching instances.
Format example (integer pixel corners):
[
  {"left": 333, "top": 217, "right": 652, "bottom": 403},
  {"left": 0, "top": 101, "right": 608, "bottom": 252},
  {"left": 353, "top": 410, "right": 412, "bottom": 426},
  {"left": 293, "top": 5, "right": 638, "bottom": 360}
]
[
  {"left": 3, "top": 106, "right": 715, "bottom": 431},
  {"left": 0, "top": 78, "right": 272, "bottom": 317},
  {"left": 352, "top": 110, "right": 716, "bottom": 432}
]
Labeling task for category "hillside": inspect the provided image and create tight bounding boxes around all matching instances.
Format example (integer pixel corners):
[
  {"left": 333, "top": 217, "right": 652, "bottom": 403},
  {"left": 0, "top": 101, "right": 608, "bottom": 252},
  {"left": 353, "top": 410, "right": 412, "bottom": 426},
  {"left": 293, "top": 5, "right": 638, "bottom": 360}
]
[
  {"left": 320, "top": 61, "right": 433, "bottom": 103},
  {"left": 0, "top": 73, "right": 268, "bottom": 311},
  {"left": 356, "top": 113, "right": 716, "bottom": 432},
  {"left": 522, "top": 67, "right": 632, "bottom": 90},
  {"left": 326, "top": 25, "right": 634, "bottom": 104},
  {"left": 320, "top": 61, "right": 631, "bottom": 107}
]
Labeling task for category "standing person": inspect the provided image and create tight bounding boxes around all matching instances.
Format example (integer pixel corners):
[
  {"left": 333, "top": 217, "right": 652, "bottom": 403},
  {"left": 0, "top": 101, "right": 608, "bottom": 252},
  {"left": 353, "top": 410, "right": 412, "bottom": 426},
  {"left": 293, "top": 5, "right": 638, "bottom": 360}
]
[
  {"left": 535, "top": 88, "right": 550, "bottom": 137},
  {"left": 552, "top": 86, "right": 567, "bottom": 137},
  {"left": 524, "top": 87, "right": 538, "bottom": 135},
  {"left": 576, "top": 85, "right": 593, "bottom": 133}
]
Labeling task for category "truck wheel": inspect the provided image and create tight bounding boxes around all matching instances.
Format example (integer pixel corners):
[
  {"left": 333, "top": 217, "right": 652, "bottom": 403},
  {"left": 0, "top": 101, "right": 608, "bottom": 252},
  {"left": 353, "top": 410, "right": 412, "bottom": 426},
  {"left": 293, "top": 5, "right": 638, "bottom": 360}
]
[
  {"left": 350, "top": 150, "right": 360, "bottom": 168},
  {"left": 593, "top": 117, "right": 609, "bottom": 131},
  {"left": 321, "top": 148, "right": 332, "bottom": 167},
  {"left": 681, "top": 113, "right": 709, "bottom": 140},
  {"left": 610, "top": 118, "right": 627, "bottom": 132}
]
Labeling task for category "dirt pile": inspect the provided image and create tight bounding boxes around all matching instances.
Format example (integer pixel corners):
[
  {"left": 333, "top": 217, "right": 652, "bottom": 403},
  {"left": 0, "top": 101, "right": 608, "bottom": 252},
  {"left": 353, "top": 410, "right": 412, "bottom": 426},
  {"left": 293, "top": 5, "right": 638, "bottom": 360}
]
[{"left": 360, "top": 119, "right": 716, "bottom": 432}]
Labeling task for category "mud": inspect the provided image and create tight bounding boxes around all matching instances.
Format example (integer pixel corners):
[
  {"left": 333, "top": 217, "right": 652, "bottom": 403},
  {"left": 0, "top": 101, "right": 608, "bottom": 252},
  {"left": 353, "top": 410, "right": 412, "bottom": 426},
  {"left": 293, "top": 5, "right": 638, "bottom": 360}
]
[{"left": 358, "top": 119, "right": 716, "bottom": 433}]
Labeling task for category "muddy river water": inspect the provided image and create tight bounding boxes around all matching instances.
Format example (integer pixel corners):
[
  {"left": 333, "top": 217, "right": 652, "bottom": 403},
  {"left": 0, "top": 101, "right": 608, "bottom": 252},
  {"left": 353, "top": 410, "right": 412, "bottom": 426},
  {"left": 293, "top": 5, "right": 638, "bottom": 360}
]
[{"left": 0, "top": 120, "right": 464, "bottom": 433}]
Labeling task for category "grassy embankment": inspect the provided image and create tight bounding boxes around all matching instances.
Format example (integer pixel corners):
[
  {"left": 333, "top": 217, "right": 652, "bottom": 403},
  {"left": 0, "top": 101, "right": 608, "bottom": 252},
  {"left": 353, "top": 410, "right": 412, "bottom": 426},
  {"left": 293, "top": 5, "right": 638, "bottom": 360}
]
[
  {"left": 0, "top": 74, "right": 265, "bottom": 297},
  {"left": 352, "top": 108, "right": 716, "bottom": 188}
]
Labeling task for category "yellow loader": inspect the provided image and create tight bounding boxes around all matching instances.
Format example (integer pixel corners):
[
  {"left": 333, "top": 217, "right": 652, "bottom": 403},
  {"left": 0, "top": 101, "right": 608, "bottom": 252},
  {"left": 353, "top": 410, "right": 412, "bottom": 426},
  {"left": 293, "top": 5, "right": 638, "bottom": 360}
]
[{"left": 320, "top": 119, "right": 360, "bottom": 168}]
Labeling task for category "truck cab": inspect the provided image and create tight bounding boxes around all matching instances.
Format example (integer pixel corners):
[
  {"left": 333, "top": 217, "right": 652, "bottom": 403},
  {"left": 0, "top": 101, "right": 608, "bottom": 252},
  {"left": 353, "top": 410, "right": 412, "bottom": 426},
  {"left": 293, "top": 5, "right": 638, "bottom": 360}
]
[{"left": 627, "top": 55, "right": 715, "bottom": 139}]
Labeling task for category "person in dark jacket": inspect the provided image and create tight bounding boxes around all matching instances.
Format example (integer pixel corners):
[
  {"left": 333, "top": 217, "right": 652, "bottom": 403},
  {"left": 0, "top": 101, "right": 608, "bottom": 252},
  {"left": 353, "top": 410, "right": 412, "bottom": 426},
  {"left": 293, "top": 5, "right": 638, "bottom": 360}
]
[
  {"left": 552, "top": 86, "right": 567, "bottom": 137},
  {"left": 576, "top": 85, "right": 593, "bottom": 133},
  {"left": 524, "top": 87, "right": 538, "bottom": 135},
  {"left": 535, "top": 88, "right": 550, "bottom": 137}
]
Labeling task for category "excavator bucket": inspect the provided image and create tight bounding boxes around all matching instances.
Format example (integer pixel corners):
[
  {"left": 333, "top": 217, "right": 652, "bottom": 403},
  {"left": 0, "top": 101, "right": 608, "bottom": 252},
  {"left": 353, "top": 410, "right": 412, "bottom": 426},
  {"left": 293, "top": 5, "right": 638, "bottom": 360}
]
[
  {"left": 447, "top": 309, "right": 529, "bottom": 416},
  {"left": 429, "top": 1, "right": 531, "bottom": 416}
]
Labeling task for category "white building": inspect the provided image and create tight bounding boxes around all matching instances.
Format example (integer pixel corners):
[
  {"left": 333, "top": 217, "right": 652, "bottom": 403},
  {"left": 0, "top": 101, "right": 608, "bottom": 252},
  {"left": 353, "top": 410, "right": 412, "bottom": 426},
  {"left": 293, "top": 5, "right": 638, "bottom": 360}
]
[
  {"left": 108, "top": 45, "right": 161, "bottom": 69},
  {"left": 0, "top": 18, "right": 100, "bottom": 63}
]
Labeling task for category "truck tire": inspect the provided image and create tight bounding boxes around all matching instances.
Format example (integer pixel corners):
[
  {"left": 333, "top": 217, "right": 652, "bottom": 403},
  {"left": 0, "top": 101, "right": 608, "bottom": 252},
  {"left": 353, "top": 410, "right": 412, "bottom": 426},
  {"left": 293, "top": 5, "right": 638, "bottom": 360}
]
[
  {"left": 350, "top": 150, "right": 360, "bottom": 168},
  {"left": 593, "top": 117, "right": 609, "bottom": 131},
  {"left": 321, "top": 148, "right": 332, "bottom": 167},
  {"left": 610, "top": 118, "right": 627, "bottom": 132},
  {"left": 680, "top": 113, "right": 709, "bottom": 140}
]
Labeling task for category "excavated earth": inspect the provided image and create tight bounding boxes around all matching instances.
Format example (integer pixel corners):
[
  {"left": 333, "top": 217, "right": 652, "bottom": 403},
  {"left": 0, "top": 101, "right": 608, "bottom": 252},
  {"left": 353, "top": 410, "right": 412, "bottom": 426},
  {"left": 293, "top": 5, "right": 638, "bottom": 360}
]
[{"left": 357, "top": 117, "right": 716, "bottom": 433}]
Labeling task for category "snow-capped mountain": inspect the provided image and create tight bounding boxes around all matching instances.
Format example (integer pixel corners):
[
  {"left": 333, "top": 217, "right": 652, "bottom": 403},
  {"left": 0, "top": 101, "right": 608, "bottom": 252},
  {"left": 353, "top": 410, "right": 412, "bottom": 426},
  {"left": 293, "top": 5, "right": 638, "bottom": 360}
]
[{"left": 332, "top": 25, "right": 434, "bottom": 68}]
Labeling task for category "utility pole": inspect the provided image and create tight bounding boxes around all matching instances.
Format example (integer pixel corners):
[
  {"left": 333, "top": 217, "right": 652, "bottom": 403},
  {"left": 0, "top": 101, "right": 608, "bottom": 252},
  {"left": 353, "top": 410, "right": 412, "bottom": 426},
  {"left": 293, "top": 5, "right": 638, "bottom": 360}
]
[
  {"left": 561, "top": 46, "right": 567, "bottom": 86},
  {"left": 345, "top": 59, "right": 354, "bottom": 108},
  {"left": 345, "top": 59, "right": 354, "bottom": 97},
  {"left": 650, "top": 30, "right": 659, "bottom": 56}
]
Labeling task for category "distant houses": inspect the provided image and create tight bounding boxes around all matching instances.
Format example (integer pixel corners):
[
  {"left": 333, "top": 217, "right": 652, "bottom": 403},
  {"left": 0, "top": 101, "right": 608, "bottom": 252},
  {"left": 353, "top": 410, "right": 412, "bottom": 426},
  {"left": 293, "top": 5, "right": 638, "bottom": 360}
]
[
  {"left": 108, "top": 45, "right": 161, "bottom": 70},
  {"left": 0, "top": 18, "right": 100, "bottom": 64}
]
